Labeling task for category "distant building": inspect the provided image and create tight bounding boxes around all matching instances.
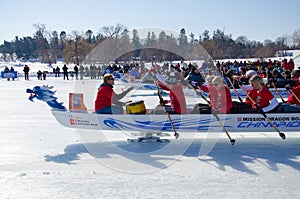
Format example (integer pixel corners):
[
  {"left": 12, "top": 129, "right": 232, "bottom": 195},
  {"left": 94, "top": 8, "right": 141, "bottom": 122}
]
[{"left": 275, "top": 50, "right": 300, "bottom": 59}]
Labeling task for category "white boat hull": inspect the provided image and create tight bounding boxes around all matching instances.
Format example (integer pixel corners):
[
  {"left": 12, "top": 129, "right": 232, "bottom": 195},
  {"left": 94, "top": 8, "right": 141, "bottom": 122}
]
[{"left": 52, "top": 110, "right": 300, "bottom": 133}]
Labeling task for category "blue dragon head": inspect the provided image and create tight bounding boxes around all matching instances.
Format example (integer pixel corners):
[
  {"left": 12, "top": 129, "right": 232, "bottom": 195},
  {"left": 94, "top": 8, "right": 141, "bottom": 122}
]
[{"left": 26, "top": 85, "right": 66, "bottom": 111}]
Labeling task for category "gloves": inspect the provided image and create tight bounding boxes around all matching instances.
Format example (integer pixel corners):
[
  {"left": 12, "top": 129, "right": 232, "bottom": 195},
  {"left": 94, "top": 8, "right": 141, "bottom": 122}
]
[
  {"left": 256, "top": 108, "right": 264, "bottom": 114},
  {"left": 211, "top": 109, "right": 219, "bottom": 117},
  {"left": 159, "top": 99, "right": 169, "bottom": 106},
  {"left": 254, "top": 104, "right": 264, "bottom": 114},
  {"left": 254, "top": 104, "right": 260, "bottom": 110},
  {"left": 285, "top": 84, "right": 292, "bottom": 90}
]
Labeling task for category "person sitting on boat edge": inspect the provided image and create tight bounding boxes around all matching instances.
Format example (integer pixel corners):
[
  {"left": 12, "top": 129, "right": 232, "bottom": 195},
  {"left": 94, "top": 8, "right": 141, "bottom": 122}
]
[
  {"left": 95, "top": 74, "right": 134, "bottom": 114},
  {"left": 191, "top": 76, "right": 232, "bottom": 115},
  {"left": 245, "top": 75, "right": 300, "bottom": 113},
  {"left": 190, "top": 75, "right": 215, "bottom": 114},
  {"left": 209, "top": 76, "right": 233, "bottom": 114},
  {"left": 225, "top": 69, "right": 257, "bottom": 90},
  {"left": 223, "top": 70, "right": 239, "bottom": 89},
  {"left": 291, "top": 69, "right": 300, "bottom": 86},
  {"left": 235, "top": 70, "right": 258, "bottom": 92},
  {"left": 186, "top": 66, "right": 205, "bottom": 88},
  {"left": 155, "top": 70, "right": 187, "bottom": 114},
  {"left": 285, "top": 84, "right": 300, "bottom": 105},
  {"left": 244, "top": 75, "right": 279, "bottom": 113}
]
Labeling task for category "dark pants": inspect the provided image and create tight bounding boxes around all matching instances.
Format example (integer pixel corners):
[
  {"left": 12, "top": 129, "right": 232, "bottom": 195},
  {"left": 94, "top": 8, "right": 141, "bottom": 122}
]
[
  {"left": 63, "top": 72, "right": 69, "bottom": 80},
  {"left": 25, "top": 73, "right": 29, "bottom": 80},
  {"left": 189, "top": 103, "right": 212, "bottom": 114},
  {"left": 95, "top": 105, "right": 123, "bottom": 114},
  {"left": 277, "top": 103, "right": 300, "bottom": 113}
]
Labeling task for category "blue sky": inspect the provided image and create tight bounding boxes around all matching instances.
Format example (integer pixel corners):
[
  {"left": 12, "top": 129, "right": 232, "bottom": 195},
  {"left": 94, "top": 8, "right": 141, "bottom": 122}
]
[{"left": 1, "top": 0, "right": 299, "bottom": 44}]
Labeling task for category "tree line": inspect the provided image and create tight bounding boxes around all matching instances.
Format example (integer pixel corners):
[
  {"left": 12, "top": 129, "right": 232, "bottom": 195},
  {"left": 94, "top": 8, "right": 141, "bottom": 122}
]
[{"left": 1, "top": 23, "right": 300, "bottom": 65}]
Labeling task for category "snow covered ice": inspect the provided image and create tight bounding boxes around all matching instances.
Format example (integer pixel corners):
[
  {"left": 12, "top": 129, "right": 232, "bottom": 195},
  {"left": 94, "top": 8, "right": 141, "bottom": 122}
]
[{"left": 1, "top": 72, "right": 300, "bottom": 198}]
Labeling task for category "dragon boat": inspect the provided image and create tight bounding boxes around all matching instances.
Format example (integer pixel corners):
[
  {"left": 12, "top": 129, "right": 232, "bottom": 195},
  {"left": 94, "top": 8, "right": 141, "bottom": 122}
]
[
  {"left": 27, "top": 85, "right": 300, "bottom": 142},
  {"left": 51, "top": 108, "right": 300, "bottom": 133}
]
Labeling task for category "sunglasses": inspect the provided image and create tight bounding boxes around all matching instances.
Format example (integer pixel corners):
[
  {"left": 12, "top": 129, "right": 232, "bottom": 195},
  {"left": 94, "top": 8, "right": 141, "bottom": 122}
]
[{"left": 108, "top": 77, "right": 114, "bottom": 81}]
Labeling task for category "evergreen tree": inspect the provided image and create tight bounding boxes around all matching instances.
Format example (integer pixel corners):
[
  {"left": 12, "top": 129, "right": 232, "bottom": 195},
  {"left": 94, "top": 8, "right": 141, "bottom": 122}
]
[
  {"left": 202, "top": 30, "right": 210, "bottom": 41},
  {"left": 85, "top": 30, "right": 93, "bottom": 43},
  {"left": 178, "top": 28, "right": 188, "bottom": 57},
  {"left": 0, "top": 25, "right": 298, "bottom": 62},
  {"left": 132, "top": 29, "right": 142, "bottom": 49}
]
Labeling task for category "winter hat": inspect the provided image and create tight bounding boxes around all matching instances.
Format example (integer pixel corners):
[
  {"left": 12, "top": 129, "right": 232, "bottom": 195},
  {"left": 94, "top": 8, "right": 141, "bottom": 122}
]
[{"left": 245, "top": 70, "right": 257, "bottom": 78}]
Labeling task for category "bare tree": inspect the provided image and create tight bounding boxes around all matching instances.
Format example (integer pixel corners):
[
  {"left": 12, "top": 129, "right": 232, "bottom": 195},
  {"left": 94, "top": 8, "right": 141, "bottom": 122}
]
[
  {"left": 63, "top": 31, "right": 93, "bottom": 64},
  {"left": 99, "top": 24, "right": 127, "bottom": 60},
  {"left": 33, "top": 23, "right": 51, "bottom": 64},
  {"left": 48, "top": 31, "right": 59, "bottom": 64},
  {"left": 100, "top": 23, "right": 126, "bottom": 38}
]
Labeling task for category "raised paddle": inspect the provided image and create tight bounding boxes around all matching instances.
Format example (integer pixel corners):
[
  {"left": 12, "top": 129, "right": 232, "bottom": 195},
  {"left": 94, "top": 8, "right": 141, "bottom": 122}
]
[
  {"left": 245, "top": 92, "right": 286, "bottom": 140},
  {"left": 156, "top": 82, "right": 179, "bottom": 139},
  {"left": 227, "top": 77, "right": 243, "bottom": 103},
  {"left": 189, "top": 83, "right": 235, "bottom": 145},
  {"left": 271, "top": 82, "right": 286, "bottom": 103}
]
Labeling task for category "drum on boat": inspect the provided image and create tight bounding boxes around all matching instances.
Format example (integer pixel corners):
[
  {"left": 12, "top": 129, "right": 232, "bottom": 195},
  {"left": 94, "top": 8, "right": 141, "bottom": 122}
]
[{"left": 126, "top": 100, "right": 146, "bottom": 114}]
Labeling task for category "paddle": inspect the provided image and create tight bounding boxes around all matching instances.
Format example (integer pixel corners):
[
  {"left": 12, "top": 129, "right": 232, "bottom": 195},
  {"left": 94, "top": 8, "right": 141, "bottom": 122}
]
[
  {"left": 286, "top": 86, "right": 300, "bottom": 104},
  {"left": 155, "top": 82, "right": 179, "bottom": 139},
  {"left": 271, "top": 82, "right": 286, "bottom": 103},
  {"left": 227, "top": 77, "right": 243, "bottom": 103},
  {"left": 231, "top": 79, "right": 286, "bottom": 140},
  {"left": 244, "top": 92, "right": 286, "bottom": 140},
  {"left": 189, "top": 83, "right": 235, "bottom": 145}
]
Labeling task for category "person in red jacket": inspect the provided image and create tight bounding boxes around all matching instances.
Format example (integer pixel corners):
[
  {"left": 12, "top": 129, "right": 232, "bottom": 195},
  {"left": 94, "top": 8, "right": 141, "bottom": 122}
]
[
  {"left": 287, "top": 59, "right": 295, "bottom": 71},
  {"left": 291, "top": 70, "right": 300, "bottom": 86},
  {"left": 282, "top": 59, "right": 289, "bottom": 71},
  {"left": 95, "top": 74, "right": 133, "bottom": 114},
  {"left": 210, "top": 76, "right": 232, "bottom": 114},
  {"left": 286, "top": 84, "right": 300, "bottom": 105},
  {"left": 245, "top": 75, "right": 279, "bottom": 113},
  {"left": 156, "top": 71, "right": 187, "bottom": 114},
  {"left": 193, "top": 76, "right": 232, "bottom": 114},
  {"left": 242, "top": 75, "right": 300, "bottom": 113}
]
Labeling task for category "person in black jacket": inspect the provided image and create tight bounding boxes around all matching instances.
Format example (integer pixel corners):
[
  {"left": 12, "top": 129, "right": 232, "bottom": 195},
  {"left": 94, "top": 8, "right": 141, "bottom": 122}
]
[
  {"left": 55, "top": 66, "right": 60, "bottom": 77},
  {"left": 9, "top": 67, "right": 15, "bottom": 81},
  {"left": 62, "top": 64, "right": 69, "bottom": 80},
  {"left": 23, "top": 64, "right": 30, "bottom": 80},
  {"left": 74, "top": 65, "right": 79, "bottom": 80}
]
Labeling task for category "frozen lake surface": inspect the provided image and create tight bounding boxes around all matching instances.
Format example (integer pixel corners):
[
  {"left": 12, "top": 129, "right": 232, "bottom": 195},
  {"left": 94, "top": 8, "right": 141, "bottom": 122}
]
[{"left": 1, "top": 75, "right": 300, "bottom": 199}]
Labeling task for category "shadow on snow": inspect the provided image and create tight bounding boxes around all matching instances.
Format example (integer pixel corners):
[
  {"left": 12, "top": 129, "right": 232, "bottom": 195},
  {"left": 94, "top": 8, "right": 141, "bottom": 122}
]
[{"left": 44, "top": 137, "right": 300, "bottom": 175}]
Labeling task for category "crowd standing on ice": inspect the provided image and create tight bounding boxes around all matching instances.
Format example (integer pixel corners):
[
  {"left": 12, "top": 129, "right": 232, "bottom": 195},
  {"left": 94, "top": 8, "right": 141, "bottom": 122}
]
[{"left": 3, "top": 57, "right": 300, "bottom": 115}]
